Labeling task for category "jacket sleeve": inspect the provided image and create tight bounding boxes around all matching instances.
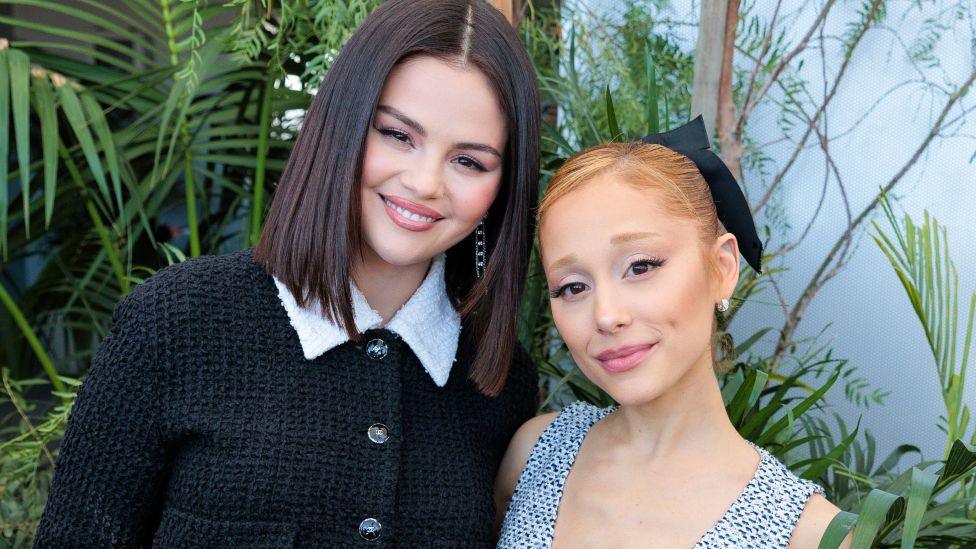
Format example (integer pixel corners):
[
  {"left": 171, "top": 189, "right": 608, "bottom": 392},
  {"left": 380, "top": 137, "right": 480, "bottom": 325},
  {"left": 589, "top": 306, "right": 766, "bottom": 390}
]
[{"left": 33, "top": 288, "right": 170, "bottom": 548}]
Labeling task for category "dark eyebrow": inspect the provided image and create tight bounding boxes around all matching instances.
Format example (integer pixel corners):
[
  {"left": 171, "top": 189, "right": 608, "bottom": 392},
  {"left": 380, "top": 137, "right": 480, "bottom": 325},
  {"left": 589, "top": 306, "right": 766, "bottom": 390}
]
[
  {"left": 455, "top": 142, "right": 502, "bottom": 158},
  {"left": 376, "top": 105, "right": 503, "bottom": 158},
  {"left": 377, "top": 105, "right": 425, "bottom": 137}
]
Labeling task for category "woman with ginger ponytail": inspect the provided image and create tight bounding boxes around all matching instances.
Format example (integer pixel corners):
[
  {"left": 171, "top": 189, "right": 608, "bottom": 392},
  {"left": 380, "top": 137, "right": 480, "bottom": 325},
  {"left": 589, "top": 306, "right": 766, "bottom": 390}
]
[
  {"left": 34, "top": 1, "right": 540, "bottom": 546},
  {"left": 494, "top": 119, "right": 851, "bottom": 548}
]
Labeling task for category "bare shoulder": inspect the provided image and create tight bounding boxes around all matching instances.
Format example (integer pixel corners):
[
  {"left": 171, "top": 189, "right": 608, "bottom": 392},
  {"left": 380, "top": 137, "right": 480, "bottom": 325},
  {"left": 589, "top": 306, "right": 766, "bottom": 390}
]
[
  {"left": 788, "top": 492, "right": 852, "bottom": 549},
  {"left": 492, "top": 412, "right": 559, "bottom": 532},
  {"left": 496, "top": 412, "right": 560, "bottom": 492},
  {"left": 515, "top": 411, "right": 562, "bottom": 445}
]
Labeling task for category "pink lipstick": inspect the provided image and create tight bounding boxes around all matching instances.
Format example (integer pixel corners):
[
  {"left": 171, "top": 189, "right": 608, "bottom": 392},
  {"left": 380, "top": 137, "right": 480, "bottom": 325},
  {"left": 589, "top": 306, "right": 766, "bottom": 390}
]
[
  {"left": 380, "top": 194, "right": 444, "bottom": 232},
  {"left": 594, "top": 343, "right": 656, "bottom": 373}
]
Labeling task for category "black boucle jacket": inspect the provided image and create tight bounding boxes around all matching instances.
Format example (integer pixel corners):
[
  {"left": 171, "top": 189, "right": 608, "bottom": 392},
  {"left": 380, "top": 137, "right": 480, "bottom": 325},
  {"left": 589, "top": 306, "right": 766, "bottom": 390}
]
[{"left": 33, "top": 248, "right": 538, "bottom": 548}]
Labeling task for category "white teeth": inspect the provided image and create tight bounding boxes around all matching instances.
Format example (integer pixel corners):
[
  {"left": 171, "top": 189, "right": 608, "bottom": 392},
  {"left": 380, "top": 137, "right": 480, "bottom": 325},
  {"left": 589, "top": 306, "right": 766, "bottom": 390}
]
[{"left": 384, "top": 197, "right": 436, "bottom": 223}]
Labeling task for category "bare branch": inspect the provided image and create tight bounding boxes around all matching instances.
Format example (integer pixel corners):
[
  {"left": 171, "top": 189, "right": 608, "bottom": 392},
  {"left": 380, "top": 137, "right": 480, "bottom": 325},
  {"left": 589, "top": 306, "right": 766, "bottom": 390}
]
[
  {"left": 766, "top": 28, "right": 849, "bottom": 261},
  {"left": 768, "top": 275, "right": 791, "bottom": 319},
  {"left": 735, "top": 0, "right": 840, "bottom": 136},
  {"left": 751, "top": 0, "right": 883, "bottom": 214},
  {"left": 738, "top": 0, "right": 784, "bottom": 123},
  {"left": 772, "top": 68, "right": 976, "bottom": 362}
]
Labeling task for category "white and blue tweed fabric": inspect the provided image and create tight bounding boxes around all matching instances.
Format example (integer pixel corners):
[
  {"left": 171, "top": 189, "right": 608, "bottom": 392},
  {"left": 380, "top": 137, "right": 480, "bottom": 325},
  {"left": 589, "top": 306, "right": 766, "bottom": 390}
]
[{"left": 497, "top": 400, "right": 825, "bottom": 548}]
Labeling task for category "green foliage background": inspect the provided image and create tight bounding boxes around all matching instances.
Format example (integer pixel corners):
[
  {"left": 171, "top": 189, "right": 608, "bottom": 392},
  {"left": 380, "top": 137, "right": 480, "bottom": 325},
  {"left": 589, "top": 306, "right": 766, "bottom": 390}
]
[{"left": 0, "top": 1, "right": 973, "bottom": 547}]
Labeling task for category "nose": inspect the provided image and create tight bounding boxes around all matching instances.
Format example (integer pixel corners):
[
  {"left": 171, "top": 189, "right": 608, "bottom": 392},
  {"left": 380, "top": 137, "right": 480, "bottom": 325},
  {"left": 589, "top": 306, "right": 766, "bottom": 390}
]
[
  {"left": 400, "top": 150, "right": 445, "bottom": 199},
  {"left": 593, "top": 285, "right": 632, "bottom": 335}
]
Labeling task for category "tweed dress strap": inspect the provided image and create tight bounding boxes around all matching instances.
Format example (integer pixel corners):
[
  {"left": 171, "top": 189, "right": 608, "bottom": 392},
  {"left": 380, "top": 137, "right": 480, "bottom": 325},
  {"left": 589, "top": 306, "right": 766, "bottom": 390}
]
[{"left": 496, "top": 401, "right": 826, "bottom": 549}]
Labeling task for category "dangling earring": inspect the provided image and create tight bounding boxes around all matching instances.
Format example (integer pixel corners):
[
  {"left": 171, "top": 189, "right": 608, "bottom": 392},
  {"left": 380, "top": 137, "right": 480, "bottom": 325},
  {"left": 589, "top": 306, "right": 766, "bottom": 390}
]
[
  {"left": 717, "top": 298, "right": 730, "bottom": 312},
  {"left": 474, "top": 216, "right": 487, "bottom": 279}
]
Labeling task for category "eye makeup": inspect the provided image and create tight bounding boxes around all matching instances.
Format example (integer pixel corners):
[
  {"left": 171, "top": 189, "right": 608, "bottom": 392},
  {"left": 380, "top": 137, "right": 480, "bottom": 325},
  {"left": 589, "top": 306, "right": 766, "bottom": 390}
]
[{"left": 547, "top": 255, "right": 667, "bottom": 300}]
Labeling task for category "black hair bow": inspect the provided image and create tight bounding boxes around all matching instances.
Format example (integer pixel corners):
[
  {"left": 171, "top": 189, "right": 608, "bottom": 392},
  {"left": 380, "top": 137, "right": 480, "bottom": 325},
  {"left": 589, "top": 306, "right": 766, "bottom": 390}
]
[{"left": 640, "top": 115, "right": 763, "bottom": 274}]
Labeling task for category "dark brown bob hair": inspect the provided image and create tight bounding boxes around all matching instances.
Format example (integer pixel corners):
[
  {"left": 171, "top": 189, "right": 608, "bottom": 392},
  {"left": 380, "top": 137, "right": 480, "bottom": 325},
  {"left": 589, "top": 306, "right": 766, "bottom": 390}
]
[{"left": 254, "top": 0, "right": 541, "bottom": 396}]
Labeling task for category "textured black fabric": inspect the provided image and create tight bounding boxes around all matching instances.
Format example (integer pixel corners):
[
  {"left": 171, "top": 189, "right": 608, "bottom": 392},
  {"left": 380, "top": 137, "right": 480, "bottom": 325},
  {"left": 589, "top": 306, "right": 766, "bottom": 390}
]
[{"left": 33, "top": 248, "right": 539, "bottom": 548}]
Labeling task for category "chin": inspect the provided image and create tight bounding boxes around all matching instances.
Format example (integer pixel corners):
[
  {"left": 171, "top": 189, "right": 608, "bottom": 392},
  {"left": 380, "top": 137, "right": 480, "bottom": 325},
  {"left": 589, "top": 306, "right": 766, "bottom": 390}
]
[
  {"left": 366, "top": 236, "right": 437, "bottom": 267},
  {"left": 361, "top": 204, "right": 461, "bottom": 265},
  {"left": 584, "top": 364, "right": 675, "bottom": 407},
  {"left": 605, "top": 386, "right": 668, "bottom": 407}
]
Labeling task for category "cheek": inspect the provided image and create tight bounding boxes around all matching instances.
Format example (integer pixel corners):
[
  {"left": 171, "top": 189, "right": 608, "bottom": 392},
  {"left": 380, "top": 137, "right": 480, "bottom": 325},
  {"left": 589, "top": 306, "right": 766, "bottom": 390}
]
[
  {"left": 550, "top": 301, "right": 591, "bottom": 356},
  {"left": 361, "top": 135, "right": 394, "bottom": 191},
  {"left": 631, "top": 265, "right": 712, "bottom": 334},
  {"left": 446, "top": 174, "right": 502, "bottom": 223}
]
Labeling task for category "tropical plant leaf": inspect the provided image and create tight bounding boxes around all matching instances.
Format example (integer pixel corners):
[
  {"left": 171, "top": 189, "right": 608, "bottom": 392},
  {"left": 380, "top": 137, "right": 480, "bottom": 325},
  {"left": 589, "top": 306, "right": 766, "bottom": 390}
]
[
  {"left": 8, "top": 48, "right": 31, "bottom": 236},
  {"left": 727, "top": 368, "right": 768, "bottom": 425},
  {"left": 30, "top": 73, "right": 59, "bottom": 229},
  {"left": 819, "top": 510, "right": 857, "bottom": 549},
  {"left": 934, "top": 439, "right": 976, "bottom": 493},
  {"left": 0, "top": 48, "right": 10, "bottom": 256},
  {"left": 899, "top": 467, "right": 939, "bottom": 548},
  {"left": 605, "top": 84, "right": 620, "bottom": 140},
  {"left": 56, "top": 82, "right": 111, "bottom": 207},
  {"left": 644, "top": 38, "right": 658, "bottom": 133},
  {"left": 850, "top": 488, "right": 905, "bottom": 548},
  {"left": 798, "top": 418, "right": 860, "bottom": 481}
]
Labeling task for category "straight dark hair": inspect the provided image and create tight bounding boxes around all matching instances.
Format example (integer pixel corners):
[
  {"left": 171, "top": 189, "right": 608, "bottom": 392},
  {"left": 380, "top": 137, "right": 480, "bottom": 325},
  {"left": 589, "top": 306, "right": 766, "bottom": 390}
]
[{"left": 254, "top": 0, "right": 541, "bottom": 396}]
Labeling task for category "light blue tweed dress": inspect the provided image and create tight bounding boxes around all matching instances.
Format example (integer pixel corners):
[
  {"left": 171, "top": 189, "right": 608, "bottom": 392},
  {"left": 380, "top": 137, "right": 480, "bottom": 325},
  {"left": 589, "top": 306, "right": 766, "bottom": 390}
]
[{"left": 497, "top": 400, "right": 826, "bottom": 548}]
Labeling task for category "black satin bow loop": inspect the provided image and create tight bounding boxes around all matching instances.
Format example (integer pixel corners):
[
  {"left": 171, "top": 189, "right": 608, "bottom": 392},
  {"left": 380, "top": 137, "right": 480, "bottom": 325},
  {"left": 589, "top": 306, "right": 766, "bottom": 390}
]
[{"left": 640, "top": 115, "right": 764, "bottom": 274}]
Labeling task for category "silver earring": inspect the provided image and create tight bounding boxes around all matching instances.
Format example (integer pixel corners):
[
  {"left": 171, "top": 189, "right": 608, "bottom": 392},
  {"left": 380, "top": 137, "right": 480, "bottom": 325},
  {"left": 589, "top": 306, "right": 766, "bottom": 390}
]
[
  {"left": 717, "top": 298, "right": 730, "bottom": 312},
  {"left": 475, "top": 216, "right": 486, "bottom": 279}
]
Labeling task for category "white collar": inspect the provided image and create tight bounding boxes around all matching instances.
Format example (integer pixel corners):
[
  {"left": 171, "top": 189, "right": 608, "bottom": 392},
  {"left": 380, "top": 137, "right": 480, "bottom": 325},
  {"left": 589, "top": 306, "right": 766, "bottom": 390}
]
[{"left": 272, "top": 254, "right": 462, "bottom": 387}]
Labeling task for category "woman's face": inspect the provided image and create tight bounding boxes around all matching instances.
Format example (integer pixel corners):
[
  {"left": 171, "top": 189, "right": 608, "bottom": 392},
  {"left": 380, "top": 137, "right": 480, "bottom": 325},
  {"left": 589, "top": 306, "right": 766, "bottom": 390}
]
[
  {"left": 539, "top": 175, "right": 739, "bottom": 406},
  {"left": 359, "top": 55, "right": 507, "bottom": 269}
]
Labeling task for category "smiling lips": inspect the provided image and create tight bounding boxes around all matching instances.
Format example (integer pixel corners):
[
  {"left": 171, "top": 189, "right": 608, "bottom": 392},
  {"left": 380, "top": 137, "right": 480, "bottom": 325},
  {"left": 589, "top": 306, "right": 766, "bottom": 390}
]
[
  {"left": 381, "top": 194, "right": 444, "bottom": 232},
  {"left": 595, "top": 343, "right": 656, "bottom": 373}
]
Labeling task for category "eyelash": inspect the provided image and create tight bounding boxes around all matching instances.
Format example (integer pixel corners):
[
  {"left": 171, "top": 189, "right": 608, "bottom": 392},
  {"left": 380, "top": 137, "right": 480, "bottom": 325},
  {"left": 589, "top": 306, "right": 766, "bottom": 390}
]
[
  {"left": 548, "top": 256, "right": 666, "bottom": 299},
  {"left": 376, "top": 127, "right": 488, "bottom": 172},
  {"left": 627, "top": 256, "right": 665, "bottom": 276},
  {"left": 378, "top": 127, "right": 411, "bottom": 144},
  {"left": 455, "top": 156, "right": 488, "bottom": 172}
]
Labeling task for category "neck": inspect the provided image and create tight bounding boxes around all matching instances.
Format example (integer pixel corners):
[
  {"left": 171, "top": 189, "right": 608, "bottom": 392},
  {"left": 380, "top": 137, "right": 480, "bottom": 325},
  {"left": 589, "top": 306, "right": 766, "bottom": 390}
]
[
  {"left": 603, "top": 349, "right": 743, "bottom": 462},
  {"left": 351, "top": 245, "right": 432, "bottom": 324}
]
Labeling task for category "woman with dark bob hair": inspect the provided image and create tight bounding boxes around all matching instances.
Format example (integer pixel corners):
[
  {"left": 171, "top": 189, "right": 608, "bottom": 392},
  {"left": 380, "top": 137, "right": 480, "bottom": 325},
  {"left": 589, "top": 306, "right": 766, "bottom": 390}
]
[{"left": 33, "top": 0, "right": 540, "bottom": 546}]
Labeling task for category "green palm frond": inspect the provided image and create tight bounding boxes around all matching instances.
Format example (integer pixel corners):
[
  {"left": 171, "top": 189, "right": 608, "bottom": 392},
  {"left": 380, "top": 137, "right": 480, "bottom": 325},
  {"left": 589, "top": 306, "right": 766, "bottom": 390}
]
[{"left": 872, "top": 190, "right": 975, "bottom": 458}]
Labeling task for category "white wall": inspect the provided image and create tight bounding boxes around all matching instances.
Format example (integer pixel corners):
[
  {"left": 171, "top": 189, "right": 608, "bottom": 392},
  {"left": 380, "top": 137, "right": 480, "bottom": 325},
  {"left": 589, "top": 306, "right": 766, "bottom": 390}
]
[{"left": 577, "top": 0, "right": 976, "bottom": 465}]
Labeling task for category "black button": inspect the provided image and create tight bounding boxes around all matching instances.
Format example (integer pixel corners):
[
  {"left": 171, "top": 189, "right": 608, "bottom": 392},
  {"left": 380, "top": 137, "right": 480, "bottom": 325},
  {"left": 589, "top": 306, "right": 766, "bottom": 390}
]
[
  {"left": 368, "top": 424, "right": 390, "bottom": 444},
  {"left": 359, "top": 517, "right": 382, "bottom": 540},
  {"left": 365, "top": 338, "right": 388, "bottom": 360}
]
